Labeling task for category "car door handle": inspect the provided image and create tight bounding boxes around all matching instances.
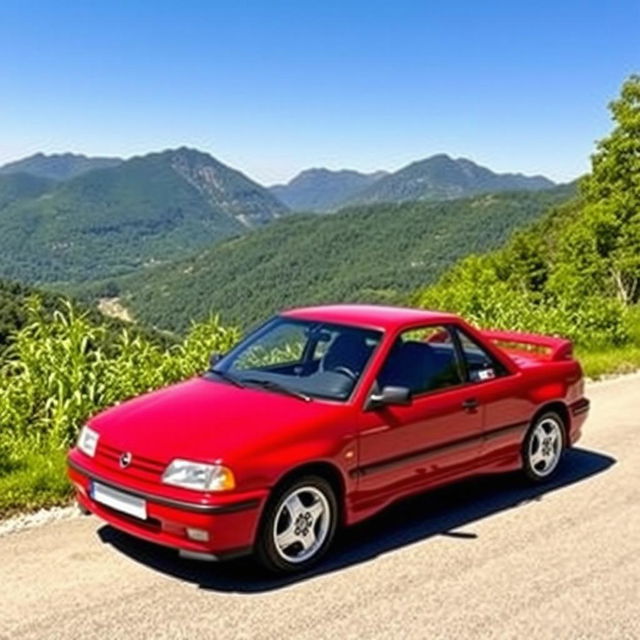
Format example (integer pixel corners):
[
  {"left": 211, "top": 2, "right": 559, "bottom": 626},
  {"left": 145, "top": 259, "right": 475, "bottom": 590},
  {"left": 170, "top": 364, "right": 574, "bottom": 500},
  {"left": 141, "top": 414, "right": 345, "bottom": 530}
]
[{"left": 461, "top": 398, "right": 479, "bottom": 411}]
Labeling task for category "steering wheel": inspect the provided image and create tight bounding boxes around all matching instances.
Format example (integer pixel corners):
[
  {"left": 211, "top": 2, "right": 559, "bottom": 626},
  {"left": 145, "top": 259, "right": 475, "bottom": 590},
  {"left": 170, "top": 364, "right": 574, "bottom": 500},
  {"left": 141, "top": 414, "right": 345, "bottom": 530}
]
[{"left": 331, "top": 365, "right": 357, "bottom": 380}]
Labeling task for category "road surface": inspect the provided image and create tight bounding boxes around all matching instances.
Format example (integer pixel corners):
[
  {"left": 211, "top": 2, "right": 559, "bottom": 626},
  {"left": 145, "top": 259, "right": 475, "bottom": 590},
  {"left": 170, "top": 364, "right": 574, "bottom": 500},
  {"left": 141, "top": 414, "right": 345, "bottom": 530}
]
[{"left": 1, "top": 374, "right": 639, "bottom": 639}]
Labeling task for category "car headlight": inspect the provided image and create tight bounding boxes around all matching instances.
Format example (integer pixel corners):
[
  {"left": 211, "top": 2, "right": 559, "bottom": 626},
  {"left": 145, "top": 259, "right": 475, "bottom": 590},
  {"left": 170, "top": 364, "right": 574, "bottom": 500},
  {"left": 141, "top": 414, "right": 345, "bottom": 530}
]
[
  {"left": 77, "top": 425, "right": 99, "bottom": 458},
  {"left": 161, "top": 459, "right": 236, "bottom": 492}
]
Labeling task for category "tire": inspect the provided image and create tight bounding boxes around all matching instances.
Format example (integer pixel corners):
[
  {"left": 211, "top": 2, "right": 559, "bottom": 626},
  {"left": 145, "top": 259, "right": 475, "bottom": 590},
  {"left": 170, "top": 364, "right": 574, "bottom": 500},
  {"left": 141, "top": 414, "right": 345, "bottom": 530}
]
[
  {"left": 256, "top": 475, "right": 338, "bottom": 573},
  {"left": 522, "top": 411, "right": 566, "bottom": 482}
]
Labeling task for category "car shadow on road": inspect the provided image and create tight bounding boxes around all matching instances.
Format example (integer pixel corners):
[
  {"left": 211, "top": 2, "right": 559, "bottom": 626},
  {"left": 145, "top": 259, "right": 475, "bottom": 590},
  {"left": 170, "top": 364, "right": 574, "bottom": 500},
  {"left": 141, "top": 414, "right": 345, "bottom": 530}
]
[{"left": 97, "top": 447, "right": 615, "bottom": 593}]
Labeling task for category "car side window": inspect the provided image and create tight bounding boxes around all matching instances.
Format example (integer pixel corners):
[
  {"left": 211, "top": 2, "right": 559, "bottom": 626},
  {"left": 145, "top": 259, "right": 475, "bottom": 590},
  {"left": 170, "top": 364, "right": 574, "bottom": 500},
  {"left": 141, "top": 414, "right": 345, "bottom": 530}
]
[
  {"left": 455, "top": 328, "right": 507, "bottom": 382},
  {"left": 377, "top": 325, "right": 463, "bottom": 396}
]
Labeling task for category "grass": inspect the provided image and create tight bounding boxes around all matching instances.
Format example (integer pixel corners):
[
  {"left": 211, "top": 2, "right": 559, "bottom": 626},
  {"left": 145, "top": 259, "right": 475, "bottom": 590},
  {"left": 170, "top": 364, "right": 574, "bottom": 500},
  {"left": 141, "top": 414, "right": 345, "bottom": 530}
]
[
  {"left": 0, "top": 445, "right": 71, "bottom": 516},
  {"left": 580, "top": 307, "right": 640, "bottom": 378},
  {"left": 579, "top": 344, "right": 640, "bottom": 379}
]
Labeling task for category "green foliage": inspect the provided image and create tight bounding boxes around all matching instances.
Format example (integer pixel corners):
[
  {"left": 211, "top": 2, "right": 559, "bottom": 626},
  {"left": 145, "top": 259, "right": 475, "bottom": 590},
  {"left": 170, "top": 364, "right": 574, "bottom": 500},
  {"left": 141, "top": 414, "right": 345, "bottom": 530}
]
[
  {"left": 0, "top": 277, "right": 174, "bottom": 356},
  {"left": 118, "top": 187, "right": 573, "bottom": 332},
  {"left": 414, "top": 253, "right": 629, "bottom": 347},
  {"left": 572, "top": 75, "right": 640, "bottom": 304},
  {"left": 413, "top": 76, "right": 640, "bottom": 349}
]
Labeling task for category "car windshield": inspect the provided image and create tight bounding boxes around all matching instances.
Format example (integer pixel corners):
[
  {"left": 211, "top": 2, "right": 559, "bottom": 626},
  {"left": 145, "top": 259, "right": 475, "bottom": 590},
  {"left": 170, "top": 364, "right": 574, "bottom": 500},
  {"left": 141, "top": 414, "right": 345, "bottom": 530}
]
[{"left": 208, "top": 316, "right": 382, "bottom": 401}]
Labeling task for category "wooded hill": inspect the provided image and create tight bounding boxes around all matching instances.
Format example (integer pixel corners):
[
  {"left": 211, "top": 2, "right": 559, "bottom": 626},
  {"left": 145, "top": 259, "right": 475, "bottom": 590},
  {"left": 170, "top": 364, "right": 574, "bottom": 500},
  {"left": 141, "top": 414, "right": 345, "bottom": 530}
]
[{"left": 112, "top": 185, "right": 574, "bottom": 331}]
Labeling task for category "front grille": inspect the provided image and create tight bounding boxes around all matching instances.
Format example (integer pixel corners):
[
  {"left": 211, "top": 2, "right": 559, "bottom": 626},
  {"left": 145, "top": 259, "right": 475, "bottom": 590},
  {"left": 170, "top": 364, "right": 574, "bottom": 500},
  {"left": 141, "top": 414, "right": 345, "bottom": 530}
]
[{"left": 95, "top": 442, "right": 166, "bottom": 482}]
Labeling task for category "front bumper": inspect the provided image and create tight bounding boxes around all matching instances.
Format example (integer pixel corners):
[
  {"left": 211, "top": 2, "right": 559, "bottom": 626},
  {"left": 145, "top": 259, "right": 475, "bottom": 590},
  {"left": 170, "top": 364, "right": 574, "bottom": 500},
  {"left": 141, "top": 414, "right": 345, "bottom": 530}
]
[{"left": 68, "top": 456, "right": 267, "bottom": 560}]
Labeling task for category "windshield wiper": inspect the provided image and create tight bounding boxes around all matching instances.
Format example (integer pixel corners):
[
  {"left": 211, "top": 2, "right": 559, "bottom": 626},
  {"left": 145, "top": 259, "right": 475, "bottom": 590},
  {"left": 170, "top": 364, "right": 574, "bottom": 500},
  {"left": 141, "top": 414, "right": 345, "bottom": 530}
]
[
  {"left": 207, "top": 369, "right": 245, "bottom": 388},
  {"left": 242, "top": 378, "right": 312, "bottom": 402}
]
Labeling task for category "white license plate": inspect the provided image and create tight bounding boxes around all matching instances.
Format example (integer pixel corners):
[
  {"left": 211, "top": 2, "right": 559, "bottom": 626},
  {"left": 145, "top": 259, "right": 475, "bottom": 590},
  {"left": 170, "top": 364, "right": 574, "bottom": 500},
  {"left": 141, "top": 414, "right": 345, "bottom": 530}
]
[{"left": 91, "top": 482, "right": 147, "bottom": 520}]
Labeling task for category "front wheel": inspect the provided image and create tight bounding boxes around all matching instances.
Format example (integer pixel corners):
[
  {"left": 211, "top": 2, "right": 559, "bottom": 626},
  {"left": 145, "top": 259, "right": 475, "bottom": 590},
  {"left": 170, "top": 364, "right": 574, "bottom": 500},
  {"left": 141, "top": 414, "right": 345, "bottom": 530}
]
[
  {"left": 256, "top": 475, "right": 338, "bottom": 573},
  {"left": 522, "top": 411, "right": 566, "bottom": 482}
]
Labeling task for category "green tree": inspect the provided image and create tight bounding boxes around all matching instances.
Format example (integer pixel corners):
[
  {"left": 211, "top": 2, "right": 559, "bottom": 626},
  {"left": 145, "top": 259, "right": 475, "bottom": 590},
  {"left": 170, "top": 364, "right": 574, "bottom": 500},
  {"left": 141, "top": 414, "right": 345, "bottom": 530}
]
[{"left": 571, "top": 75, "right": 640, "bottom": 304}]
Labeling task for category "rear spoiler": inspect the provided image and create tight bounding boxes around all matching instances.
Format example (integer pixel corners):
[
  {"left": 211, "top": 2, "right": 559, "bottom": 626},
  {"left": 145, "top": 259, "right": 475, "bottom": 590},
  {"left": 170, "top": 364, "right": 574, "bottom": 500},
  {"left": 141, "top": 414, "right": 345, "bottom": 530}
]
[{"left": 480, "top": 329, "right": 573, "bottom": 362}]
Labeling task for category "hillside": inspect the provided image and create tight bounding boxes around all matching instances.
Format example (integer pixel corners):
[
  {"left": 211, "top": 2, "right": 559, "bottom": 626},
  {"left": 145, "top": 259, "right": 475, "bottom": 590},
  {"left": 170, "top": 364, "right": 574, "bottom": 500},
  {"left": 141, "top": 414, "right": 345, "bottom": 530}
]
[
  {"left": 347, "top": 154, "right": 555, "bottom": 206},
  {"left": 0, "top": 278, "right": 172, "bottom": 354},
  {"left": 0, "top": 148, "right": 287, "bottom": 284},
  {"left": 0, "top": 152, "right": 123, "bottom": 181},
  {"left": 114, "top": 185, "right": 574, "bottom": 332},
  {"left": 0, "top": 173, "right": 55, "bottom": 209},
  {"left": 270, "top": 168, "right": 387, "bottom": 211}
]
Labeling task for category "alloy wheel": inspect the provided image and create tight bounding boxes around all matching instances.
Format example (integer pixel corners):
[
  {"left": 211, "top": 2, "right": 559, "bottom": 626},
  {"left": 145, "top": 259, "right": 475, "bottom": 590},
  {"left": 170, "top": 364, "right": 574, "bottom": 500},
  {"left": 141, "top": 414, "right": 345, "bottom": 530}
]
[
  {"left": 527, "top": 416, "right": 563, "bottom": 478},
  {"left": 272, "top": 486, "right": 332, "bottom": 564}
]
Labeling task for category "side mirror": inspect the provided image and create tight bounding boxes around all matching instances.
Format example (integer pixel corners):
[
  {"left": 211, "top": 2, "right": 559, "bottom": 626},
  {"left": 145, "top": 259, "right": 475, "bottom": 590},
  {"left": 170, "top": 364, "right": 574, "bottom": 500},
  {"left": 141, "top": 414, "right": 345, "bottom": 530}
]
[
  {"left": 209, "top": 352, "right": 224, "bottom": 369},
  {"left": 366, "top": 385, "right": 411, "bottom": 410}
]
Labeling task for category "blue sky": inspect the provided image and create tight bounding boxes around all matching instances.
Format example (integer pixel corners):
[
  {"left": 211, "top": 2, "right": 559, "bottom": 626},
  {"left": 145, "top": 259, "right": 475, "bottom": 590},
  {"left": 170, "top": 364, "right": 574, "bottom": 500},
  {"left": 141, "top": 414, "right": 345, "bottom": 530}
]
[{"left": 0, "top": 1, "right": 638, "bottom": 184}]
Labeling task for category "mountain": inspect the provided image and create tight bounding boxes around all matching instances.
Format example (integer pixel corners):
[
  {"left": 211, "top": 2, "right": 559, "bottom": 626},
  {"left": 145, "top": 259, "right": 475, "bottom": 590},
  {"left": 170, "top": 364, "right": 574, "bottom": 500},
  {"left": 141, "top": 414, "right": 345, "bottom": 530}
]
[
  {"left": 0, "top": 152, "right": 123, "bottom": 181},
  {"left": 270, "top": 168, "right": 387, "bottom": 212},
  {"left": 0, "top": 173, "right": 55, "bottom": 209},
  {"left": 346, "top": 154, "right": 555, "bottom": 206},
  {"left": 0, "top": 147, "right": 288, "bottom": 284},
  {"left": 112, "top": 185, "right": 575, "bottom": 332},
  {"left": 269, "top": 155, "right": 555, "bottom": 212}
]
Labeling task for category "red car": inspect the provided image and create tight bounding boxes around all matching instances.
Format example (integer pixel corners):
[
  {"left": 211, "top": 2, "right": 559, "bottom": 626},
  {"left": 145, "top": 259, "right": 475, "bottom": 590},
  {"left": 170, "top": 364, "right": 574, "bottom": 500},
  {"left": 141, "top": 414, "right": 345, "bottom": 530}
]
[{"left": 68, "top": 305, "right": 590, "bottom": 573}]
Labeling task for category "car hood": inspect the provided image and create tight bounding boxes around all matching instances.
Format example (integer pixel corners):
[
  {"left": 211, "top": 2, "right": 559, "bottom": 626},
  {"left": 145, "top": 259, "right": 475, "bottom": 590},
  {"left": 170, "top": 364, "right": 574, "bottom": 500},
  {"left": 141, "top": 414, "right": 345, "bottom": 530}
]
[{"left": 89, "top": 377, "right": 344, "bottom": 464}]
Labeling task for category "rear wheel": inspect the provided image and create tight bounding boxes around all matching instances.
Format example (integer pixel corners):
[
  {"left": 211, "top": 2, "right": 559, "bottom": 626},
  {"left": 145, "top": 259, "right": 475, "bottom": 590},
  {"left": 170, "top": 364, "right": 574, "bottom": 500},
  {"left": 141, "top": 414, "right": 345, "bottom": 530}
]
[
  {"left": 522, "top": 411, "right": 565, "bottom": 482},
  {"left": 256, "top": 475, "right": 338, "bottom": 573}
]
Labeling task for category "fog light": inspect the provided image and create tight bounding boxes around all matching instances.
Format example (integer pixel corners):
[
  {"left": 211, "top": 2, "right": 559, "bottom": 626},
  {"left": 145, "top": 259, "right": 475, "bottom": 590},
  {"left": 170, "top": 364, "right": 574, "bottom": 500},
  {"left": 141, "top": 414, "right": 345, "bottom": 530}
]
[{"left": 186, "top": 528, "right": 210, "bottom": 542}]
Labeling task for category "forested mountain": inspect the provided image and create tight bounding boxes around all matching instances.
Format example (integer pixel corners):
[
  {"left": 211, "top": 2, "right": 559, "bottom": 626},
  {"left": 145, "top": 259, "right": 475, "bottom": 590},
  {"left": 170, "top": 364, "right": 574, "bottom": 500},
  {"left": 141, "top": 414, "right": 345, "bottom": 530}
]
[
  {"left": 0, "top": 173, "right": 55, "bottom": 209},
  {"left": 270, "top": 156, "right": 554, "bottom": 212},
  {"left": 0, "top": 152, "right": 123, "bottom": 181},
  {"left": 0, "top": 147, "right": 287, "bottom": 284},
  {"left": 111, "top": 185, "right": 574, "bottom": 332},
  {"left": 347, "top": 154, "right": 555, "bottom": 206},
  {"left": 270, "top": 168, "right": 387, "bottom": 211}
]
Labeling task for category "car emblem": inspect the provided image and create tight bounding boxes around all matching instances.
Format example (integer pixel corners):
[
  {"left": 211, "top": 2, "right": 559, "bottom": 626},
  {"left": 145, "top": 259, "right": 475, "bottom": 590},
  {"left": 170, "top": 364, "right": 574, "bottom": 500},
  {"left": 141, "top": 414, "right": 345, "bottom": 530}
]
[{"left": 119, "top": 452, "right": 132, "bottom": 468}]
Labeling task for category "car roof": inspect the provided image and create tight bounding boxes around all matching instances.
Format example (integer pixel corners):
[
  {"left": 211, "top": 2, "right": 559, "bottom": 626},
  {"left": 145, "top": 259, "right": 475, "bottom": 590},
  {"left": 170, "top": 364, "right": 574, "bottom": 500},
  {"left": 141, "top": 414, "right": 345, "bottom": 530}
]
[{"left": 282, "top": 304, "right": 460, "bottom": 331}]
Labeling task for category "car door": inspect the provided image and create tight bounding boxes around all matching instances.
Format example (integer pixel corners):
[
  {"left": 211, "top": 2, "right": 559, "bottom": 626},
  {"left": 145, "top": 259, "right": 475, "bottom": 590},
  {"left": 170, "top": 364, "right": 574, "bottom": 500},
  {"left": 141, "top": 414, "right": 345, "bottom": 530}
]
[
  {"left": 452, "top": 326, "right": 533, "bottom": 465},
  {"left": 356, "top": 324, "right": 484, "bottom": 497}
]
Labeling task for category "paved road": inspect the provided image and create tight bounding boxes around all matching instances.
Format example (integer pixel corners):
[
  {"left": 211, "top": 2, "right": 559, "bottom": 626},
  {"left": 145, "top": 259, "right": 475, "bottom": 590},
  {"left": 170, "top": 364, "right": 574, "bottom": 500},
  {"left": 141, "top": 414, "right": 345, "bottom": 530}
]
[{"left": 1, "top": 374, "right": 639, "bottom": 640}]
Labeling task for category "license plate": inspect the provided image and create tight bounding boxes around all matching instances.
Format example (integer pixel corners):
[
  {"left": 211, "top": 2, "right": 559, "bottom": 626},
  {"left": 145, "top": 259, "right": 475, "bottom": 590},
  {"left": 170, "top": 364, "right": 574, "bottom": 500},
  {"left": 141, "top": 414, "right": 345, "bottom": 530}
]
[{"left": 91, "top": 481, "right": 147, "bottom": 520}]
